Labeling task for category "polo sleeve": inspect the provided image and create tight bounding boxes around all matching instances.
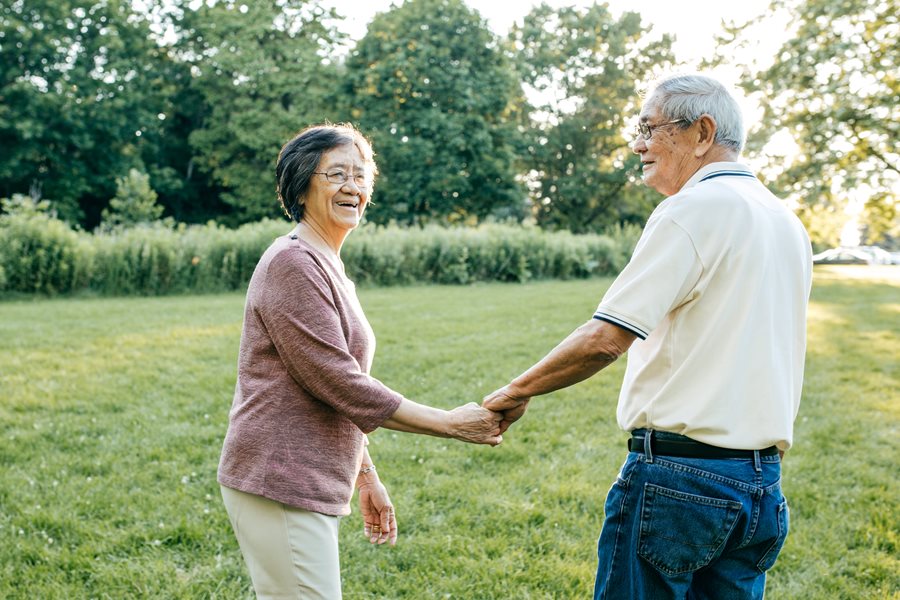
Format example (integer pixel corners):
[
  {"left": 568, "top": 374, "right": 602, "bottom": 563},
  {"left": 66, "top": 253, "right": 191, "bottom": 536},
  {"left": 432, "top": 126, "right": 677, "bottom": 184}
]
[
  {"left": 257, "top": 249, "right": 403, "bottom": 433},
  {"left": 594, "top": 214, "right": 703, "bottom": 339}
]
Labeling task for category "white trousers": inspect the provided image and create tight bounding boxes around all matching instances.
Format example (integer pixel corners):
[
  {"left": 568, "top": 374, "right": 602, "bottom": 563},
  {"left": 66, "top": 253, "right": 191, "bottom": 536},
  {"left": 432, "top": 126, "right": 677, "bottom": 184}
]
[{"left": 221, "top": 486, "right": 342, "bottom": 599}]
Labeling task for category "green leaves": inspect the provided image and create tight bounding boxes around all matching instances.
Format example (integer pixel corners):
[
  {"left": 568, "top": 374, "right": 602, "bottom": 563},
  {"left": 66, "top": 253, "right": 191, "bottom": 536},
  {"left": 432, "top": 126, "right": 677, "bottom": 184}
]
[
  {"left": 0, "top": 0, "right": 169, "bottom": 225},
  {"left": 343, "top": 0, "right": 526, "bottom": 224},
  {"left": 100, "top": 169, "right": 164, "bottom": 229},
  {"left": 173, "top": 0, "right": 343, "bottom": 224},
  {"left": 6, "top": 0, "right": 891, "bottom": 246},
  {"left": 736, "top": 0, "right": 899, "bottom": 247},
  {"left": 510, "top": 4, "right": 675, "bottom": 233}
]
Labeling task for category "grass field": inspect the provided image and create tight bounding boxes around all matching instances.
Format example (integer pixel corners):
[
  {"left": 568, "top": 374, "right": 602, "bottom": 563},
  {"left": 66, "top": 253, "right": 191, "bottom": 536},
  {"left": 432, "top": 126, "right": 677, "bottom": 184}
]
[{"left": 0, "top": 265, "right": 897, "bottom": 599}]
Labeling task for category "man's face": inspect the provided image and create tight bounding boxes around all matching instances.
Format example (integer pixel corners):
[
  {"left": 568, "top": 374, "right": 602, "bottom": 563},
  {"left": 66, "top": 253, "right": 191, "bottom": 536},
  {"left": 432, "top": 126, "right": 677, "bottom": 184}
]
[{"left": 632, "top": 95, "right": 699, "bottom": 197}]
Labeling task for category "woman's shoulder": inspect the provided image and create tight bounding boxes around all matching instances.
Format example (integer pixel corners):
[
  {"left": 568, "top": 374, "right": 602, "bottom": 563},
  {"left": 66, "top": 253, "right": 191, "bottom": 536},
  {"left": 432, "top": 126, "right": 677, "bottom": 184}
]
[{"left": 263, "top": 236, "right": 327, "bottom": 274}]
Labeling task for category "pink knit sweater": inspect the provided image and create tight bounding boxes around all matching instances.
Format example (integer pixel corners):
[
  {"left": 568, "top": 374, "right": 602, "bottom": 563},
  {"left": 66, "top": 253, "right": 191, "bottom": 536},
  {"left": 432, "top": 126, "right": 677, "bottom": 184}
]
[{"left": 218, "top": 235, "right": 403, "bottom": 516}]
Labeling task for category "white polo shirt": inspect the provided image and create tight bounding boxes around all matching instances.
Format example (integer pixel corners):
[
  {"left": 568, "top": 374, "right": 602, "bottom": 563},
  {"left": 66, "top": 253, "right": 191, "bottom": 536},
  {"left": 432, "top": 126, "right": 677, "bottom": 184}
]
[{"left": 595, "top": 162, "right": 812, "bottom": 450}]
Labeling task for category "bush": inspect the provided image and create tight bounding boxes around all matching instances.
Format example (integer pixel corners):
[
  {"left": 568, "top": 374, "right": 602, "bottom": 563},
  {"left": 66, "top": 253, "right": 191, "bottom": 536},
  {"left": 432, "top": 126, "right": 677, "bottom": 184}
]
[
  {"left": 342, "top": 223, "right": 637, "bottom": 286},
  {"left": 0, "top": 212, "right": 641, "bottom": 297},
  {"left": 0, "top": 196, "right": 92, "bottom": 295}
]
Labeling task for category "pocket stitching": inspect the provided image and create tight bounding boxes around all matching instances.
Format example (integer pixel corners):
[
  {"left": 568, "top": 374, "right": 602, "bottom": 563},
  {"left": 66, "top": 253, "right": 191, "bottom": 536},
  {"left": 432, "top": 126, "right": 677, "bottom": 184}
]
[
  {"left": 638, "top": 483, "right": 742, "bottom": 576},
  {"left": 756, "top": 498, "right": 789, "bottom": 573}
]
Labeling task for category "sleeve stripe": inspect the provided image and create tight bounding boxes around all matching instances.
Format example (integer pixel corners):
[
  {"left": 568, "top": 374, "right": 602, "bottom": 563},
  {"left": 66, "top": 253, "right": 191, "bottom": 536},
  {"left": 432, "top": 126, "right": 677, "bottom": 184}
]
[{"left": 593, "top": 313, "right": 648, "bottom": 340}]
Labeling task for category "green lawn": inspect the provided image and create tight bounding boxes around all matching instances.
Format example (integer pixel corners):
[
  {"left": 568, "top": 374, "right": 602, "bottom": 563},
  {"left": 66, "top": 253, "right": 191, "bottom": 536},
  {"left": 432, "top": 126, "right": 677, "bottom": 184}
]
[{"left": 0, "top": 266, "right": 897, "bottom": 599}]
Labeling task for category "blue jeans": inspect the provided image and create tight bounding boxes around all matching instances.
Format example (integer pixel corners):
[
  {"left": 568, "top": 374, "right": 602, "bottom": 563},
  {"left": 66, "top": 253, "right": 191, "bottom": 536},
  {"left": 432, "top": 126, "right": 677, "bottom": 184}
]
[{"left": 594, "top": 431, "right": 788, "bottom": 599}]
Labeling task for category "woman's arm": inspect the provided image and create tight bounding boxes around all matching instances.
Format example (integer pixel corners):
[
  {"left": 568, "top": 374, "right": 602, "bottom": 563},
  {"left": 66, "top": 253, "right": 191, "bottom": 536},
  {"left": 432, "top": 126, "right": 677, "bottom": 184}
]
[{"left": 380, "top": 398, "right": 503, "bottom": 446}]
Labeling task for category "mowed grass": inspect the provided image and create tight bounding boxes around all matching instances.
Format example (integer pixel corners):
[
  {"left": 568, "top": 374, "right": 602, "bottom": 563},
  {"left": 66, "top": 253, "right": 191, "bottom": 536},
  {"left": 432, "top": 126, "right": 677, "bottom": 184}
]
[{"left": 0, "top": 266, "right": 897, "bottom": 599}]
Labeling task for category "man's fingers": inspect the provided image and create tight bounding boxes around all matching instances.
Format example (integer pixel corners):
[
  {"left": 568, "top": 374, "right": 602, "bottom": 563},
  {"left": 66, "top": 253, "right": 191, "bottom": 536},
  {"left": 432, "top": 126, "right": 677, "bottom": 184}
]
[{"left": 482, "top": 389, "right": 523, "bottom": 411}]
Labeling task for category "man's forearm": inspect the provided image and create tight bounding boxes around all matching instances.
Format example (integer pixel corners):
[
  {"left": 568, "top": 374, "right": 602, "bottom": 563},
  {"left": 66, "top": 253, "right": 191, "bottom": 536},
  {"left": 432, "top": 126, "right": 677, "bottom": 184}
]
[{"left": 507, "top": 319, "right": 636, "bottom": 399}]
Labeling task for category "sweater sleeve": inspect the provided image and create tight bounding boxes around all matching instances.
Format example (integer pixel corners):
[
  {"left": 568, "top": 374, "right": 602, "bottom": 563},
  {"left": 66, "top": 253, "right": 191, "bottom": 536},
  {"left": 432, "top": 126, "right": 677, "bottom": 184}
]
[{"left": 256, "top": 248, "right": 403, "bottom": 433}]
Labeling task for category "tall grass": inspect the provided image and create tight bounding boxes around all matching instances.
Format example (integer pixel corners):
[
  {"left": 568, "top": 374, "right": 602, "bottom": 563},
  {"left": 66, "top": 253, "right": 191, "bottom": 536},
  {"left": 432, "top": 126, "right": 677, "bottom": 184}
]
[
  {"left": 0, "top": 206, "right": 642, "bottom": 296},
  {"left": 0, "top": 266, "right": 896, "bottom": 598}
]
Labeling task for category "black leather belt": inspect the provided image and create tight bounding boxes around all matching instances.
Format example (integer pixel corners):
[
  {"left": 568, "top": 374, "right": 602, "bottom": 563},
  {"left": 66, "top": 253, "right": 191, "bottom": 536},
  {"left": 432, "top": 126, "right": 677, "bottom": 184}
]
[{"left": 628, "top": 432, "right": 779, "bottom": 459}]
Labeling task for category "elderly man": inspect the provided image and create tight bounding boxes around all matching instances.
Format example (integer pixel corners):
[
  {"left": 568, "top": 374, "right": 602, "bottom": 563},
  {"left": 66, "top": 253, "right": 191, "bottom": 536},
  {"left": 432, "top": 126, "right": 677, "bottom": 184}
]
[{"left": 484, "top": 74, "right": 812, "bottom": 599}]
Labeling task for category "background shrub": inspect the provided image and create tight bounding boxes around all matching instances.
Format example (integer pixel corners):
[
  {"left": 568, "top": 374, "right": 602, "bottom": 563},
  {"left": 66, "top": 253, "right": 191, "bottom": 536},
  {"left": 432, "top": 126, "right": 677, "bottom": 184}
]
[
  {"left": 0, "top": 211, "right": 641, "bottom": 297},
  {"left": 0, "top": 196, "right": 92, "bottom": 295}
]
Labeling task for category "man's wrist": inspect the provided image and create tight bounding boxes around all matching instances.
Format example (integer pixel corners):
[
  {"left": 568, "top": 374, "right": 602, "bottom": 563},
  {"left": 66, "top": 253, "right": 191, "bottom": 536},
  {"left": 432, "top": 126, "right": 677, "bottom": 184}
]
[{"left": 503, "top": 382, "right": 528, "bottom": 402}]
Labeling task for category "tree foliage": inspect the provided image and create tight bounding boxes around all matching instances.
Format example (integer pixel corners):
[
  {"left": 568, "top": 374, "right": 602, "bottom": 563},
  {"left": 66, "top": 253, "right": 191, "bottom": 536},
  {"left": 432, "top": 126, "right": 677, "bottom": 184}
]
[
  {"left": 0, "top": 0, "right": 172, "bottom": 225},
  {"left": 343, "top": 0, "right": 526, "bottom": 225},
  {"left": 5, "top": 0, "right": 893, "bottom": 242},
  {"left": 100, "top": 169, "right": 164, "bottom": 229},
  {"left": 172, "top": 0, "right": 343, "bottom": 224},
  {"left": 733, "top": 0, "right": 899, "bottom": 247},
  {"left": 510, "top": 3, "right": 674, "bottom": 233}
]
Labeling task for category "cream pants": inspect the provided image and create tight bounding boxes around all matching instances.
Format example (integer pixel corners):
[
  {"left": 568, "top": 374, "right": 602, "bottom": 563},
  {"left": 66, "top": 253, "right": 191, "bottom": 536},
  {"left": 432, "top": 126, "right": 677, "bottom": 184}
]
[{"left": 221, "top": 486, "right": 342, "bottom": 599}]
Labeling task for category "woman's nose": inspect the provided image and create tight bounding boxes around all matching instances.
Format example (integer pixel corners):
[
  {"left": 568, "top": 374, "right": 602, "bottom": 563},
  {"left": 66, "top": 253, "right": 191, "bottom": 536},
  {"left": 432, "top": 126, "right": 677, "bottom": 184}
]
[{"left": 341, "top": 179, "right": 363, "bottom": 194}]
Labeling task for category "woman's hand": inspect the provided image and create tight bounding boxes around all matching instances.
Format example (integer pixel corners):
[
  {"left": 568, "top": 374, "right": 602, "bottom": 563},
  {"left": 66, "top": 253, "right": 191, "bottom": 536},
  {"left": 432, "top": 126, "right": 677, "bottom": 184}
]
[
  {"left": 446, "top": 402, "right": 503, "bottom": 446},
  {"left": 358, "top": 480, "right": 397, "bottom": 546}
]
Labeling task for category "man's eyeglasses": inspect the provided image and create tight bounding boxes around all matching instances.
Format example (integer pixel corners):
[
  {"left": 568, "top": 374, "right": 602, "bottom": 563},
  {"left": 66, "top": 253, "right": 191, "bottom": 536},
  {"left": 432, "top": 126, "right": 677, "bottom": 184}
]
[
  {"left": 313, "top": 170, "right": 368, "bottom": 187},
  {"left": 634, "top": 119, "right": 689, "bottom": 140}
]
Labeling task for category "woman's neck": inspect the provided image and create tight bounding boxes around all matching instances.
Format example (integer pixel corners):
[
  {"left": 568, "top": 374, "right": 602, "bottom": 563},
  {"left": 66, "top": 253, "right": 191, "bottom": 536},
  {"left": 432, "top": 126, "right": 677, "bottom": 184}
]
[{"left": 293, "top": 221, "right": 346, "bottom": 263}]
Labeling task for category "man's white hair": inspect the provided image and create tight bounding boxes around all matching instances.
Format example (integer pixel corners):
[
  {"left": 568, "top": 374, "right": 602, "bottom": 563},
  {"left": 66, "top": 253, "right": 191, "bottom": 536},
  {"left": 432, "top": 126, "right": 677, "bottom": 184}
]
[{"left": 648, "top": 74, "right": 745, "bottom": 153}]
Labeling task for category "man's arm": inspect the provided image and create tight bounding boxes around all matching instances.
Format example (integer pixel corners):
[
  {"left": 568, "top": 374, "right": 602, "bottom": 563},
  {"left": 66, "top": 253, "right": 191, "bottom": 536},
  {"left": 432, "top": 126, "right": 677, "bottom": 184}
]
[{"left": 483, "top": 319, "right": 637, "bottom": 431}]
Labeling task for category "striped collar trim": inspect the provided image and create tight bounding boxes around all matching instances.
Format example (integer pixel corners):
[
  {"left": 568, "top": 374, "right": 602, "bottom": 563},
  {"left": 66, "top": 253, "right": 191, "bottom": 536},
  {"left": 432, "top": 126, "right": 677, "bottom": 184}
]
[
  {"left": 682, "top": 163, "right": 756, "bottom": 190},
  {"left": 699, "top": 170, "right": 756, "bottom": 182}
]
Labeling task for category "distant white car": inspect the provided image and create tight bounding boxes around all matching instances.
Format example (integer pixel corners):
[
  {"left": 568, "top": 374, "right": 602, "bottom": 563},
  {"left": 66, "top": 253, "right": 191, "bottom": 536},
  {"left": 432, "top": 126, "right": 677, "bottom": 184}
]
[{"left": 812, "top": 246, "right": 896, "bottom": 265}]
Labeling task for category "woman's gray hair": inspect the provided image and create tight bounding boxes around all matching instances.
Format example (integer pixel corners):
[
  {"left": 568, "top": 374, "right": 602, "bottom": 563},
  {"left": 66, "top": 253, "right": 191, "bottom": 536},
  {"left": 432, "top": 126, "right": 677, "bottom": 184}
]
[{"left": 648, "top": 74, "right": 745, "bottom": 152}]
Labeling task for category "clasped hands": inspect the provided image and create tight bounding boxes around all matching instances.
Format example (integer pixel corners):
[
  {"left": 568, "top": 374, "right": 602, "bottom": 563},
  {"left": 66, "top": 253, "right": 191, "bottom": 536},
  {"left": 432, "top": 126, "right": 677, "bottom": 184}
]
[
  {"left": 446, "top": 385, "right": 530, "bottom": 446},
  {"left": 481, "top": 385, "right": 530, "bottom": 435}
]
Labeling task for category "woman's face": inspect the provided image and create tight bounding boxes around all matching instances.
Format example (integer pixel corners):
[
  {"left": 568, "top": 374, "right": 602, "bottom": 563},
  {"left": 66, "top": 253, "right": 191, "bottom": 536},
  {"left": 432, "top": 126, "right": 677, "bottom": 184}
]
[{"left": 302, "top": 143, "right": 371, "bottom": 236}]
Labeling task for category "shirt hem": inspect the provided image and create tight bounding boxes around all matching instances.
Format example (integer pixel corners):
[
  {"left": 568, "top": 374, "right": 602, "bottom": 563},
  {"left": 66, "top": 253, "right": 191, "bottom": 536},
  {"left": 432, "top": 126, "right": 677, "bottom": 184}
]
[{"left": 217, "top": 475, "right": 352, "bottom": 517}]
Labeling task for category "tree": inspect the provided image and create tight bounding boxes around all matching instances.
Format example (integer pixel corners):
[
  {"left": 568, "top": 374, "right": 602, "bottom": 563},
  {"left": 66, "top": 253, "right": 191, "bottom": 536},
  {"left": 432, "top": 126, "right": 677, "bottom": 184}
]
[
  {"left": 100, "top": 169, "right": 164, "bottom": 229},
  {"left": 172, "top": 0, "right": 343, "bottom": 225},
  {"left": 861, "top": 192, "right": 899, "bottom": 248},
  {"left": 510, "top": 3, "right": 674, "bottom": 233},
  {"left": 342, "top": 0, "right": 526, "bottom": 225},
  {"left": 726, "top": 0, "right": 899, "bottom": 248},
  {"left": 0, "top": 0, "right": 174, "bottom": 226}
]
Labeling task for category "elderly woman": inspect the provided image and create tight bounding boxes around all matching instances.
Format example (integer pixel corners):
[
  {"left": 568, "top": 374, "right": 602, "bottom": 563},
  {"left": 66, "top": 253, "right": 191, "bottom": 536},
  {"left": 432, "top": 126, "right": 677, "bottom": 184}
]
[{"left": 218, "top": 123, "right": 502, "bottom": 599}]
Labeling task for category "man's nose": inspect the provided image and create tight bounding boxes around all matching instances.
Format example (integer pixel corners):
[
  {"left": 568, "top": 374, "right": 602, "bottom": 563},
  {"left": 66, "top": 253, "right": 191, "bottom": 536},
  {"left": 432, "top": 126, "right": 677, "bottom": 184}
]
[{"left": 632, "top": 136, "right": 647, "bottom": 154}]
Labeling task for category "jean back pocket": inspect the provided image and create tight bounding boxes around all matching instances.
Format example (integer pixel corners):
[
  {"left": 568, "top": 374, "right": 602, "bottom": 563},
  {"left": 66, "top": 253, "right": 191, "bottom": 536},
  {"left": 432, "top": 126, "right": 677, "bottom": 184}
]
[{"left": 638, "top": 483, "right": 742, "bottom": 576}]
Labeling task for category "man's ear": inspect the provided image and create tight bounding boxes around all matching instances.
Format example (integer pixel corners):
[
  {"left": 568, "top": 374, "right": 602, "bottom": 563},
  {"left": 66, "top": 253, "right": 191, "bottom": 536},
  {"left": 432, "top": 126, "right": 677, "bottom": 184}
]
[{"left": 693, "top": 114, "right": 717, "bottom": 157}]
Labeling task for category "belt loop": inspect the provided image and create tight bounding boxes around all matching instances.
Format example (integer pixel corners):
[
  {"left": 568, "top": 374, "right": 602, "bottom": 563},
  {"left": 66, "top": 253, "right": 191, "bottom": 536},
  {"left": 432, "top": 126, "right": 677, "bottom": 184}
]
[
  {"left": 753, "top": 450, "right": 761, "bottom": 472},
  {"left": 644, "top": 429, "right": 654, "bottom": 463}
]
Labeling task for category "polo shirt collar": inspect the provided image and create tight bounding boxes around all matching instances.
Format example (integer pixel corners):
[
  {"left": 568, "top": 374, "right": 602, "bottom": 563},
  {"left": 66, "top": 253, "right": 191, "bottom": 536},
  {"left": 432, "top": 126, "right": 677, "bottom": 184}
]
[{"left": 681, "top": 162, "right": 756, "bottom": 191}]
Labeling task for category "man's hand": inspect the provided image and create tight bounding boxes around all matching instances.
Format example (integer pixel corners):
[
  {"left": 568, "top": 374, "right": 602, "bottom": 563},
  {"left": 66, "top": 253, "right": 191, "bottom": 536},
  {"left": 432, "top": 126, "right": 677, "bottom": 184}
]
[{"left": 483, "top": 387, "right": 530, "bottom": 434}]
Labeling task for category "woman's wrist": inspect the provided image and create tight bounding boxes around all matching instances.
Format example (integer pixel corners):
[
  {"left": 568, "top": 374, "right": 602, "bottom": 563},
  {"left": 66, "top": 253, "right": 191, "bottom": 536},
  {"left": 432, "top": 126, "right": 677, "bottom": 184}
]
[
  {"left": 357, "top": 464, "right": 380, "bottom": 488},
  {"left": 382, "top": 399, "right": 453, "bottom": 438}
]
